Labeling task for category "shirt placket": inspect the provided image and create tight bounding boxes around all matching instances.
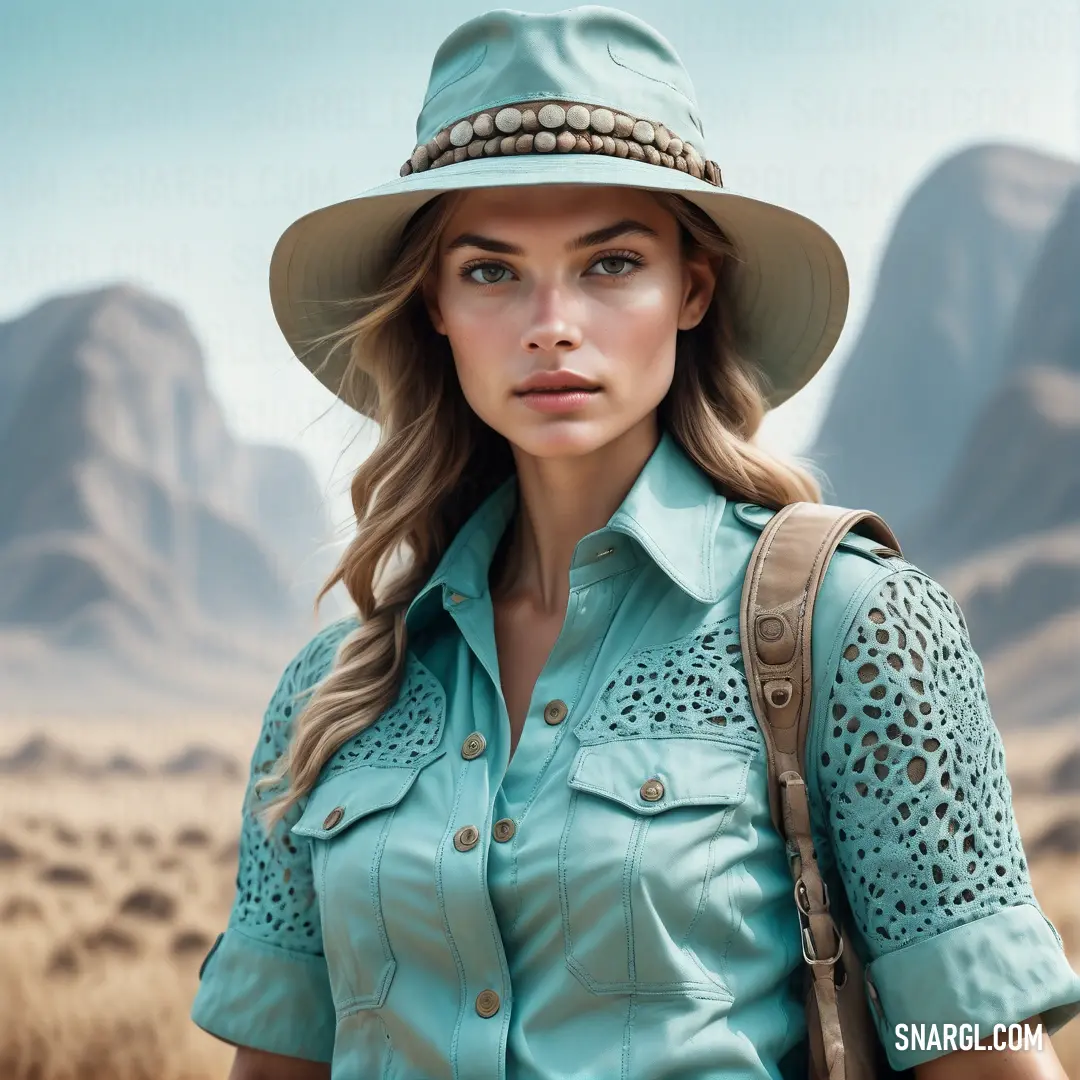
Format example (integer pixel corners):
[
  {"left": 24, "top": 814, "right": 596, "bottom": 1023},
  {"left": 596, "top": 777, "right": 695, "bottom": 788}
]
[
  {"left": 436, "top": 584, "right": 516, "bottom": 1080},
  {"left": 439, "top": 569, "right": 613, "bottom": 1079}
]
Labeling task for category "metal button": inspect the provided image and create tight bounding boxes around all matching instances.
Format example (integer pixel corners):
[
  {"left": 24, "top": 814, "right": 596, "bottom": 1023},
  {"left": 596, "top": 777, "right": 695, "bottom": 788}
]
[
  {"left": 493, "top": 818, "right": 516, "bottom": 843},
  {"left": 453, "top": 825, "right": 480, "bottom": 851},
  {"left": 461, "top": 732, "right": 486, "bottom": 760},
  {"left": 475, "top": 989, "right": 501, "bottom": 1017},
  {"left": 543, "top": 699, "right": 568, "bottom": 725},
  {"left": 639, "top": 778, "right": 665, "bottom": 802},
  {"left": 322, "top": 807, "right": 345, "bottom": 829}
]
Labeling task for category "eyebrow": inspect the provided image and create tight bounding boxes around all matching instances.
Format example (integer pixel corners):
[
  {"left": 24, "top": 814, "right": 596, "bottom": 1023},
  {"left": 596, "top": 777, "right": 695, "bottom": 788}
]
[{"left": 444, "top": 218, "right": 660, "bottom": 256}]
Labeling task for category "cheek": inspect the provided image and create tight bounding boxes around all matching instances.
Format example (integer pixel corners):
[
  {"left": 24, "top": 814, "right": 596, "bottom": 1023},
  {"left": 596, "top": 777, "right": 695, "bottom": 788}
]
[
  {"left": 596, "top": 282, "right": 681, "bottom": 370},
  {"left": 438, "top": 303, "right": 511, "bottom": 394}
]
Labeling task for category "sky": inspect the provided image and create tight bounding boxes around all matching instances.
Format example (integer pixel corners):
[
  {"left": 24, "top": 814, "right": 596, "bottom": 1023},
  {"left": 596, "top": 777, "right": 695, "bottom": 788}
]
[{"left": 3, "top": 0, "right": 1078, "bottom": 537}]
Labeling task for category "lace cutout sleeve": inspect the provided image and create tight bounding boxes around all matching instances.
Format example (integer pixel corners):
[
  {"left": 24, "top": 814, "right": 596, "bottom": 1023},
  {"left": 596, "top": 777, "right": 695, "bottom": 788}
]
[
  {"left": 230, "top": 618, "right": 358, "bottom": 950},
  {"left": 810, "top": 569, "right": 1038, "bottom": 959},
  {"left": 190, "top": 617, "right": 359, "bottom": 1061}
]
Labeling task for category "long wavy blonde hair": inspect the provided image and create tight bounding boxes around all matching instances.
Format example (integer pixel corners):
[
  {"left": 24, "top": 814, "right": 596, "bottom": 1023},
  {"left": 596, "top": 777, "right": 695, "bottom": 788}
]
[{"left": 256, "top": 189, "right": 826, "bottom": 827}]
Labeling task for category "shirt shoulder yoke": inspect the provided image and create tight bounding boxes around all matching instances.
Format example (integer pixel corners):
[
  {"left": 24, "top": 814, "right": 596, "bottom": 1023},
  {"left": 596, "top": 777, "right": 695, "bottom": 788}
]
[{"left": 727, "top": 500, "right": 909, "bottom": 570}]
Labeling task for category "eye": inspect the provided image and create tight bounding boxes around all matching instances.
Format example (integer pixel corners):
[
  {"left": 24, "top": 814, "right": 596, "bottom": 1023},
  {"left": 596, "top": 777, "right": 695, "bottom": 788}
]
[
  {"left": 461, "top": 262, "right": 513, "bottom": 285},
  {"left": 588, "top": 252, "right": 644, "bottom": 277}
]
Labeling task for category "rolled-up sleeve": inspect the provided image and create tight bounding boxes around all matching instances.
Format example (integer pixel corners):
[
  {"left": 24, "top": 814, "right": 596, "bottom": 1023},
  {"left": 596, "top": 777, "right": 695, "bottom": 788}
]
[
  {"left": 192, "top": 928, "right": 335, "bottom": 1061},
  {"left": 864, "top": 902, "right": 1080, "bottom": 1067},
  {"left": 191, "top": 624, "right": 355, "bottom": 1062},
  {"left": 809, "top": 567, "right": 1080, "bottom": 1071}
]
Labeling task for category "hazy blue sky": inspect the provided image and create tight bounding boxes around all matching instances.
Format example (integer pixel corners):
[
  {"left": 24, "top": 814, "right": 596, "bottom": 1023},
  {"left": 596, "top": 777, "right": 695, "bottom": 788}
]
[{"left": 3, "top": 1, "right": 1078, "bottom": 535}]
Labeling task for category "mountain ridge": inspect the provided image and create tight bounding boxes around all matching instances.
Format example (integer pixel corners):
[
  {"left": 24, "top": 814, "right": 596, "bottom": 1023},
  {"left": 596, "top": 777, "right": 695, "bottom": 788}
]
[{"left": 0, "top": 282, "right": 347, "bottom": 715}]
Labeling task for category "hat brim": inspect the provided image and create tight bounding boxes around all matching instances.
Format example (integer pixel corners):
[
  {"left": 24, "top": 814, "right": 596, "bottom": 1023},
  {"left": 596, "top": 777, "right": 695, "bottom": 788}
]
[{"left": 268, "top": 153, "right": 848, "bottom": 415}]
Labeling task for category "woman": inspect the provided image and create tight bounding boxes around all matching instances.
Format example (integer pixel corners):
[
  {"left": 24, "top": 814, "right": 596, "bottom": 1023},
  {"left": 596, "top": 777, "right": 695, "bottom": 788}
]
[{"left": 190, "top": 7, "right": 1080, "bottom": 1079}]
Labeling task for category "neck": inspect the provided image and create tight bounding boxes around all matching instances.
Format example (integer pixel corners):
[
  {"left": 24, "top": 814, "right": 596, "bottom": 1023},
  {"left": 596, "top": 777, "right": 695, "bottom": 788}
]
[{"left": 490, "top": 416, "right": 660, "bottom": 617}]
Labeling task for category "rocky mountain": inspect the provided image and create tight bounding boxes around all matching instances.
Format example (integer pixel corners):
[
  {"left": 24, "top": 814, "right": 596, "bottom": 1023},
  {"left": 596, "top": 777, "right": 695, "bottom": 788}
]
[
  {"left": 906, "top": 181, "right": 1080, "bottom": 566},
  {"left": 897, "top": 181, "right": 1080, "bottom": 727},
  {"left": 809, "top": 142, "right": 1080, "bottom": 537},
  {"left": 0, "top": 283, "right": 347, "bottom": 715}
]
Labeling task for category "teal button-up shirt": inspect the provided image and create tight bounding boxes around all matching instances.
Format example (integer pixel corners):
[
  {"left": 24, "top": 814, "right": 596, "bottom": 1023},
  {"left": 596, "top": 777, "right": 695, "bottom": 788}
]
[{"left": 192, "top": 430, "right": 1080, "bottom": 1078}]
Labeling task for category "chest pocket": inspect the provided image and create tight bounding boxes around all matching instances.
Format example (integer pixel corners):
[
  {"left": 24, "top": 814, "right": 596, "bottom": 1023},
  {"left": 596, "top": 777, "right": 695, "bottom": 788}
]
[
  {"left": 292, "top": 751, "right": 445, "bottom": 1015},
  {"left": 559, "top": 736, "right": 755, "bottom": 999}
]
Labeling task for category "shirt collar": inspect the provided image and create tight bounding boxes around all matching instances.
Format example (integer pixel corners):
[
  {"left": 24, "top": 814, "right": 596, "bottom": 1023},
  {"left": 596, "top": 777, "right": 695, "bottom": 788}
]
[{"left": 405, "top": 429, "right": 728, "bottom": 632}]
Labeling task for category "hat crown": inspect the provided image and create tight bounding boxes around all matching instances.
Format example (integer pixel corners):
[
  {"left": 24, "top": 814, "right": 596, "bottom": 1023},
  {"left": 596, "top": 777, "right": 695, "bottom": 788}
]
[{"left": 416, "top": 6, "right": 708, "bottom": 153}]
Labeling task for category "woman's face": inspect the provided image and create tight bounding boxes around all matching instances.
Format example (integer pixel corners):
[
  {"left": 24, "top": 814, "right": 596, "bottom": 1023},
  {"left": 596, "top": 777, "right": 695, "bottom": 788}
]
[{"left": 423, "top": 185, "right": 716, "bottom": 459}]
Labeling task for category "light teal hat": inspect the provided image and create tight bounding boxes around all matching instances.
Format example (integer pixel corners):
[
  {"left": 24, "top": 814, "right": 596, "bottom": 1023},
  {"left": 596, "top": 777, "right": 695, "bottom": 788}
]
[{"left": 269, "top": 5, "right": 849, "bottom": 417}]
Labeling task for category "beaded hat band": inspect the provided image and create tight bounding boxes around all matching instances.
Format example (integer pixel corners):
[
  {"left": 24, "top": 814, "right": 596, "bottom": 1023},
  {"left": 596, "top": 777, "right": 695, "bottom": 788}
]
[{"left": 400, "top": 99, "right": 723, "bottom": 187}]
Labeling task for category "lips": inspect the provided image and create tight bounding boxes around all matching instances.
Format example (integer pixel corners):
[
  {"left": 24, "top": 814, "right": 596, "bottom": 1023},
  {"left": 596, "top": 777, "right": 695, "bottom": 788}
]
[{"left": 514, "top": 371, "right": 601, "bottom": 394}]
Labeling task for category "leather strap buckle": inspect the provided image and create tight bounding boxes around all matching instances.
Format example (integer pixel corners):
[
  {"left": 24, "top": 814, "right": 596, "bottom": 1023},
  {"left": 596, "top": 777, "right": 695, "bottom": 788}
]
[{"left": 794, "top": 877, "right": 844, "bottom": 966}]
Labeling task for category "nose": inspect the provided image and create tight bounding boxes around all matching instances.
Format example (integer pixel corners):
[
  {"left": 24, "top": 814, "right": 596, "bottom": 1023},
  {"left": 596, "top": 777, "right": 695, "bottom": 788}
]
[{"left": 521, "top": 283, "right": 583, "bottom": 353}]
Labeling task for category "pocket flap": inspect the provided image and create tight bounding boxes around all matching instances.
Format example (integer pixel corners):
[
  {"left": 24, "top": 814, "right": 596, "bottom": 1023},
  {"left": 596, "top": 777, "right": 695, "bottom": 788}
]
[
  {"left": 568, "top": 738, "right": 754, "bottom": 814},
  {"left": 291, "top": 751, "right": 445, "bottom": 839}
]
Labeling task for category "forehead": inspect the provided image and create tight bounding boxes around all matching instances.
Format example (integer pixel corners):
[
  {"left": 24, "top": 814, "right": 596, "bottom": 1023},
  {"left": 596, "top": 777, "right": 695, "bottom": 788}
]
[{"left": 441, "top": 185, "right": 673, "bottom": 239}]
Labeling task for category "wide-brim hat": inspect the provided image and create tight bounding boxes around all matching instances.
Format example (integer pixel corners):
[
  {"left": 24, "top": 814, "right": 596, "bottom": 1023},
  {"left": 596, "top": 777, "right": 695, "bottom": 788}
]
[{"left": 269, "top": 6, "right": 849, "bottom": 417}]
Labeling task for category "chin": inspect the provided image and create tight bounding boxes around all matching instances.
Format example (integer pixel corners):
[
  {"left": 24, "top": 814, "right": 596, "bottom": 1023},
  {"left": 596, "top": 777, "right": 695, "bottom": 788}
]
[{"left": 502, "top": 420, "right": 628, "bottom": 460}]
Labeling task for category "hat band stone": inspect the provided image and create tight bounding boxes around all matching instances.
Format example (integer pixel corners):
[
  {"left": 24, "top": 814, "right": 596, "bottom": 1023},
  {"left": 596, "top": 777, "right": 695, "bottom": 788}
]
[{"left": 399, "top": 99, "right": 723, "bottom": 187}]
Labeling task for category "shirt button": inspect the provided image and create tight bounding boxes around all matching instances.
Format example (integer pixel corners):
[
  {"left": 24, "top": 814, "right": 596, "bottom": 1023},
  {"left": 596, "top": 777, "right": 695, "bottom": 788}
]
[
  {"left": 475, "top": 989, "right": 501, "bottom": 1017},
  {"left": 453, "top": 825, "right": 480, "bottom": 851},
  {"left": 323, "top": 807, "right": 345, "bottom": 829},
  {"left": 639, "top": 778, "right": 665, "bottom": 802},
  {"left": 493, "top": 818, "right": 516, "bottom": 843},
  {"left": 543, "top": 699, "right": 568, "bottom": 725},
  {"left": 461, "top": 732, "right": 487, "bottom": 759}
]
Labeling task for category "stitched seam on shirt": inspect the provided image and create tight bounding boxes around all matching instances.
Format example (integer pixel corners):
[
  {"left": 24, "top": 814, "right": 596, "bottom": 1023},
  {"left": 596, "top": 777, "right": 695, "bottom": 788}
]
[
  {"left": 701, "top": 488, "right": 715, "bottom": 595},
  {"left": 618, "top": 516, "right": 708, "bottom": 601},
  {"left": 681, "top": 803, "right": 732, "bottom": 950},
  {"left": 383, "top": 1013, "right": 395, "bottom": 1074},
  {"left": 622, "top": 994, "right": 636, "bottom": 1080},
  {"left": 567, "top": 566, "right": 629, "bottom": 729},
  {"left": 507, "top": 577, "right": 621, "bottom": 938},
  {"left": 572, "top": 731, "right": 755, "bottom": 752},
  {"left": 559, "top": 793, "right": 729, "bottom": 996},
  {"left": 370, "top": 807, "right": 398, "bottom": 1000},
  {"left": 475, "top": 788, "right": 512, "bottom": 1054},
  {"left": 332, "top": 805, "right": 399, "bottom": 1015},
  {"left": 717, "top": 805, "right": 742, "bottom": 977},
  {"left": 313, "top": 838, "right": 331, "bottom": 967},
  {"left": 624, "top": 815, "right": 646, "bottom": 986},
  {"left": 506, "top": 803, "right": 523, "bottom": 935},
  {"left": 568, "top": 774, "right": 747, "bottom": 808},
  {"left": 435, "top": 761, "right": 470, "bottom": 1079},
  {"left": 558, "top": 791, "right": 583, "bottom": 979},
  {"left": 223, "top": 924, "right": 327, "bottom": 963}
]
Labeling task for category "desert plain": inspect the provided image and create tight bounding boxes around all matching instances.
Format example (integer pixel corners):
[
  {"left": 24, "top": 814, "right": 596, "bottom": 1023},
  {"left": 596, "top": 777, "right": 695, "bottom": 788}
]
[{"left": 0, "top": 713, "right": 1077, "bottom": 1079}]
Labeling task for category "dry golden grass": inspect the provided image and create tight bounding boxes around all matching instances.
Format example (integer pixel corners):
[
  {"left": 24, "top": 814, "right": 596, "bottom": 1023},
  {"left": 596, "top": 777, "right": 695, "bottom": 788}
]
[
  {"left": 0, "top": 716, "right": 1077, "bottom": 1078},
  {"left": 0, "top": 717, "right": 247, "bottom": 1080}
]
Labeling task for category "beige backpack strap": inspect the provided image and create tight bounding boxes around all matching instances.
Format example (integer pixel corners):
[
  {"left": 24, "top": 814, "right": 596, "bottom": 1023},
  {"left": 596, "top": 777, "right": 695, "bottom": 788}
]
[{"left": 739, "top": 501, "right": 903, "bottom": 1080}]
